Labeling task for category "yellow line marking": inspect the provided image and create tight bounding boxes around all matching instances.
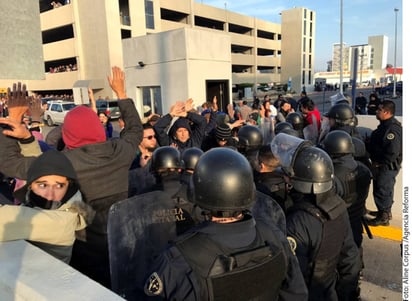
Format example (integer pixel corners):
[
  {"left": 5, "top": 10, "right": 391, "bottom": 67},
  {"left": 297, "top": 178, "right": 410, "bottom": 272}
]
[{"left": 365, "top": 225, "right": 402, "bottom": 242}]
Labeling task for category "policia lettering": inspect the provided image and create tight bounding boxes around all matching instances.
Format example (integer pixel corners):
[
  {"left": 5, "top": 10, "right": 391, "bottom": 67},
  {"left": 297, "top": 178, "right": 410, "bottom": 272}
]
[{"left": 152, "top": 207, "right": 186, "bottom": 223}]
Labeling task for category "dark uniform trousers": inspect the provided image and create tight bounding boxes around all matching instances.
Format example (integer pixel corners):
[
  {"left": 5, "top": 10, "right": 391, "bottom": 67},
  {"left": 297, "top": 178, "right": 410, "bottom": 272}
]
[
  {"left": 372, "top": 166, "right": 399, "bottom": 212},
  {"left": 367, "top": 116, "right": 402, "bottom": 213}
]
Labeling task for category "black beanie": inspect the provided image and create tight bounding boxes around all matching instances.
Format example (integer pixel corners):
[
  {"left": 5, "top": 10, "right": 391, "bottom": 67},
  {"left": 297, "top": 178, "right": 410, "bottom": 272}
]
[{"left": 27, "top": 150, "right": 78, "bottom": 185}]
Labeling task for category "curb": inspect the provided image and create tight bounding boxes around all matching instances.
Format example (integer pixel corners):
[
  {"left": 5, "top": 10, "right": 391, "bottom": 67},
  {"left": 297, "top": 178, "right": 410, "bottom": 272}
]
[{"left": 366, "top": 225, "right": 402, "bottom": 242}]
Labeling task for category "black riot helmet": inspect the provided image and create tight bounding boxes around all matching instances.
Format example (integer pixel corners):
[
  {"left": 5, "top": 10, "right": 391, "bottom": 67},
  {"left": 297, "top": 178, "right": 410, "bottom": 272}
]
[
  {"left": 290, "top": 146, "right": 334, "bottom": 194},
  {"left": 321, "top": 130, "right": 355, "bottom": 157},
  {"left": 237, "top": 125, "right": 263, "bottom": 152},
  {"left": 285, "top": 112, "right": 304, "bottom": 131},
  {"left": 279, "top": 128, "right": 302, "bottom": 138},
  {"left": 150, "top": 146, "right": 183, "bottom": 173},
  {"left": 351, "top": 136, "right": 367, "bottom": 159},
  {"left": 275, "top": 121, "right": 293, "bottom": 135},
  {"left": 192, "top": 148, "right": 255, "bottom": 214},
  {"left": 181, "top": 147, "right": 204, "bottom": 171},
  {"left": 326, "top": 103, "right": 355, "bottom": 126}
]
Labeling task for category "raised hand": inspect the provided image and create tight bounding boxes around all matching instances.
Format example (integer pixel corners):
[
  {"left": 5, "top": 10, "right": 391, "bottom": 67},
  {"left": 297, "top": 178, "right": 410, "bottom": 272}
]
[
  {"left": 88, "top": 87, "right": 97, "bottom": 113},
  {"left": 7, "top": 82, "right": 32, "bottom": 122},
  {"left": 184, "top": 98, "right": 194, "bottom": 112},
  {"left": 0, "top": 117, "right": 32, "bottom": 139},
  {"left": 170, "top": 101, "right": 186, "bottom": 117},
  {"left": 107, "top": 66, "right": 127, "bottom": 99},
  {"left": 28, "top": 96, "right": 44, "bottom": 122}
]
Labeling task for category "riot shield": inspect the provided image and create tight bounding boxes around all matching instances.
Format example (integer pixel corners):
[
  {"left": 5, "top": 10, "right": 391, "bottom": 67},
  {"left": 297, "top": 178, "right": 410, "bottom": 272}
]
[
  {"left": 108, "top": 190, "right": 287, "bottom": 300},
  {"left": 107, "top": 190, "right": 196, "bottom": 300}
]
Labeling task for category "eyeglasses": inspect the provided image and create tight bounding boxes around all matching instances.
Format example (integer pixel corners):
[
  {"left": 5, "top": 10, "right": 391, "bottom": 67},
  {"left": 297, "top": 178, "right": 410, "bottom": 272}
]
[{"left": 144, "top": 135, "right": 155, "bottom": 140}]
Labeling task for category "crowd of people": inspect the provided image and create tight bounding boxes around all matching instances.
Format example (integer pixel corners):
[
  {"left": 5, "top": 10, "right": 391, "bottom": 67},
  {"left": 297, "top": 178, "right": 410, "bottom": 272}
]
[
  {"left": 0, "top": 68, "right": 402, "bottom": 300},
  {"left": 48, "top": 64, "right": 78, "bottom": 73}
]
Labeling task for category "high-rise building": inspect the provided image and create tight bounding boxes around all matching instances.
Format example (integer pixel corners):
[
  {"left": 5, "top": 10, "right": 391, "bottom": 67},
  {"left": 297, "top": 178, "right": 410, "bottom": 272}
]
[
  {"left": 331, "top": 35, "right": 388, "bottom": 73},
  {"left": 368, "top": 35, "right": 388, "bottom": 70},
  {"left": 281, "top": 7, "right": 316, "bottom": 93},
  {"left": 332, "top": 43, "right": 349, "bottom": 72}
]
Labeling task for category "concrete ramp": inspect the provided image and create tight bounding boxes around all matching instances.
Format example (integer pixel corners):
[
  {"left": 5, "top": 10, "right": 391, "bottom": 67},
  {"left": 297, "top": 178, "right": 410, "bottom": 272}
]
[{"left": 0, "top": 240, "right": 124, "bottom": 300}]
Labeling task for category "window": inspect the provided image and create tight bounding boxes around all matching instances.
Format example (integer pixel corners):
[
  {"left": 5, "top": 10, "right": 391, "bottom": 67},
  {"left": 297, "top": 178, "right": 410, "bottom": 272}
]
[
  {"left": 145, "top": 0, "right": 155, "bottom": 29},
  {"left": 142, "top": 86, "right": 162, "bottom": 115}
]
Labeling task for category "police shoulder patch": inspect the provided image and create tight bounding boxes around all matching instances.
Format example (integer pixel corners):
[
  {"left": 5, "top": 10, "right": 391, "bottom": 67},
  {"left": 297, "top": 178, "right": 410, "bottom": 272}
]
[
  {"left": 387, "top": 133, "right": 395, "bottom": 140},
  {"left": 144, "top": 272, "right": 163, "bottom": 296},
  {"left": 287, "top": 236, "right": 297, "bottom": 255}
]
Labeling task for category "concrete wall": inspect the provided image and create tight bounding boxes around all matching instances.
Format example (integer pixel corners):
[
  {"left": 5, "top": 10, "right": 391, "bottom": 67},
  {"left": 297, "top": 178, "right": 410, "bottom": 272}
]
[{"left": 0, "top": 1, "right": 44, "bottom": 80}]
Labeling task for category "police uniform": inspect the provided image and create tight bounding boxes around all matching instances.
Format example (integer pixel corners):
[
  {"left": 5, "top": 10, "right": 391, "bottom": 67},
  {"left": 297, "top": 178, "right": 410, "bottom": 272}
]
[
  {"left": 143, "top": 147, "right": 308, "bottom": 301},
  {"left": 366, "top": 116, "right": 402, "bottom": 215},
  {"left": 332, "top": 155, "right": 372, "bottom": 248},
  {"left": 144, "top": 214, "right": 308, "bottom": 301},
  {"left": 254, "top": 170, "right": 292, "bottom": 213},
  {"left": 286, "top": 190, "right": 362, "bottom": 301}
]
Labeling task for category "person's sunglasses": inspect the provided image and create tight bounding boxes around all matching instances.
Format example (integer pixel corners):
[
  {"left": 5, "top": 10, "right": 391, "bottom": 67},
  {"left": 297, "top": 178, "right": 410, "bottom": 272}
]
[{"left": 144, "top": 135, "right": 155, "bottom": 140}]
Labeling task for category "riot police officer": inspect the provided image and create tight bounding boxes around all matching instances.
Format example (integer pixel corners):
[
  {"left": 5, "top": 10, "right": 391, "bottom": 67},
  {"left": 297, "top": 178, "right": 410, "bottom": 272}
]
[
  {"left": 319, "top": 103, "right": 361, "bottom": 143},
  {"left": 321, "top": 130, "right": 372, "bottom": 249},
  {"left": 237, "top": 124, "right": 264, "bottom": 171},
  {"left": 254, "top": 144, "right": 292, "bottom": 213},
  {"left": 107, "top": 146, "right": 199, "bottom": 299},
  {"left": 143, "top": 148, "right": 308, "bottom": 300},
  {"left": 271, "top": 135, "right": 361, "bottom": 300},
  {"left": 274, "top": 121, "right": 294, "bottom": 135},
  {"left": 285, "top": 111, "right": 305, "bottom": 138},
  {"left": 366, "top": 100, "right": 402, "bottom": 226},
  {"left": 180, "top": 147, "right": 204, "bottom": 186}
]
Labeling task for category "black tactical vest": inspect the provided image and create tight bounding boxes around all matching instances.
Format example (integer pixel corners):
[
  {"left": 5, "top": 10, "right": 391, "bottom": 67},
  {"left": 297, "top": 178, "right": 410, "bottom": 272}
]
[
  {"left": 175, "top": 221, "right": 288, "bottom": 301},
  {"left": 289, "top": 202, "right": 346, "bottom": 294}
]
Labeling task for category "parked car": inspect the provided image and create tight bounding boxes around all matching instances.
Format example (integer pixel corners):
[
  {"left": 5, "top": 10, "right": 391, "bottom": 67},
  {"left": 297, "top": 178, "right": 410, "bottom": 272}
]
[
  {"left": 43, "top": 100, "right": 77, "bottom": 126},
  {"left": 377, "top": 81, "right": 402, "bottom": 96},
  {"left": 96, "top": 99, "right": 121, "bottom": 120}
]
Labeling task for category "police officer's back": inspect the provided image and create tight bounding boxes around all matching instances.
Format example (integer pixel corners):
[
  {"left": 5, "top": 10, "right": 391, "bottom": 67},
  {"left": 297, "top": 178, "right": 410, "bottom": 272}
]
[
  {"left": 237, "top": 125, "right": 264, "bottom": 172},
  {"left": 319, "top": 103, "right": 361, "bottom": 144},
  {"left": 143, "top": 148, "right": 308, "bottom": 300},
  {"left": 321, "top": 130, "right": 372, "bottom": 249},
  {"left": 147, "top": 146, "right": 196, "bottom": 231},
  {"left": 273, "top": 138, "right": 361, "bottom": 300},
  {"left": 254, "top": 144, "right": 292, "bottom": 213}
]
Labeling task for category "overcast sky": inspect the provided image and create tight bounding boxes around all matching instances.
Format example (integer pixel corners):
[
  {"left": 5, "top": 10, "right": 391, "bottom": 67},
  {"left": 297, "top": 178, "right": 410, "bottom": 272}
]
[{"left": 197, "top": 0, "right": 405, "bottom": 72}]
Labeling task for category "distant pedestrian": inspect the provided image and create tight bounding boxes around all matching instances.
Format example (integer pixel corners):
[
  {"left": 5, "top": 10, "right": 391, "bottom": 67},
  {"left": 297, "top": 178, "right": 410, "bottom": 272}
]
[
  {"left": 367, "top": 93, "right": 380, "bottom": 115},
  {"left": 355, "top": 92, "right": 367, "bottom": 115}
]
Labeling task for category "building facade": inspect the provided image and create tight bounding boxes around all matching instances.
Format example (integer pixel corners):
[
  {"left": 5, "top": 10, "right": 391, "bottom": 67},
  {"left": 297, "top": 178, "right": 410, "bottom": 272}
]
[
  {"left": 1, "top": 0, "right": 313, "bottom": 113},
  {"left": 280, "top": 7, "right": 316, "bottom": 94}
]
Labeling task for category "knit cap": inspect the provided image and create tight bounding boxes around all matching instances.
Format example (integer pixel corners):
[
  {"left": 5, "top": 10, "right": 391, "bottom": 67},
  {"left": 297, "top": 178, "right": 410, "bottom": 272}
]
[
  {"left": 62, "top": 106, "right": 106, "bottom": 149},
  {"left": 215, "top": 124, "right": 232, "bottom": 141}
]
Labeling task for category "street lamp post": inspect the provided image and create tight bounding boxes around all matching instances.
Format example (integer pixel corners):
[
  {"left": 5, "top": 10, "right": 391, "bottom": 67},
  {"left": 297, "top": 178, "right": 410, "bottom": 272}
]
[{"left": 392, "top": 8, "right": 399, "bottom": 98}]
